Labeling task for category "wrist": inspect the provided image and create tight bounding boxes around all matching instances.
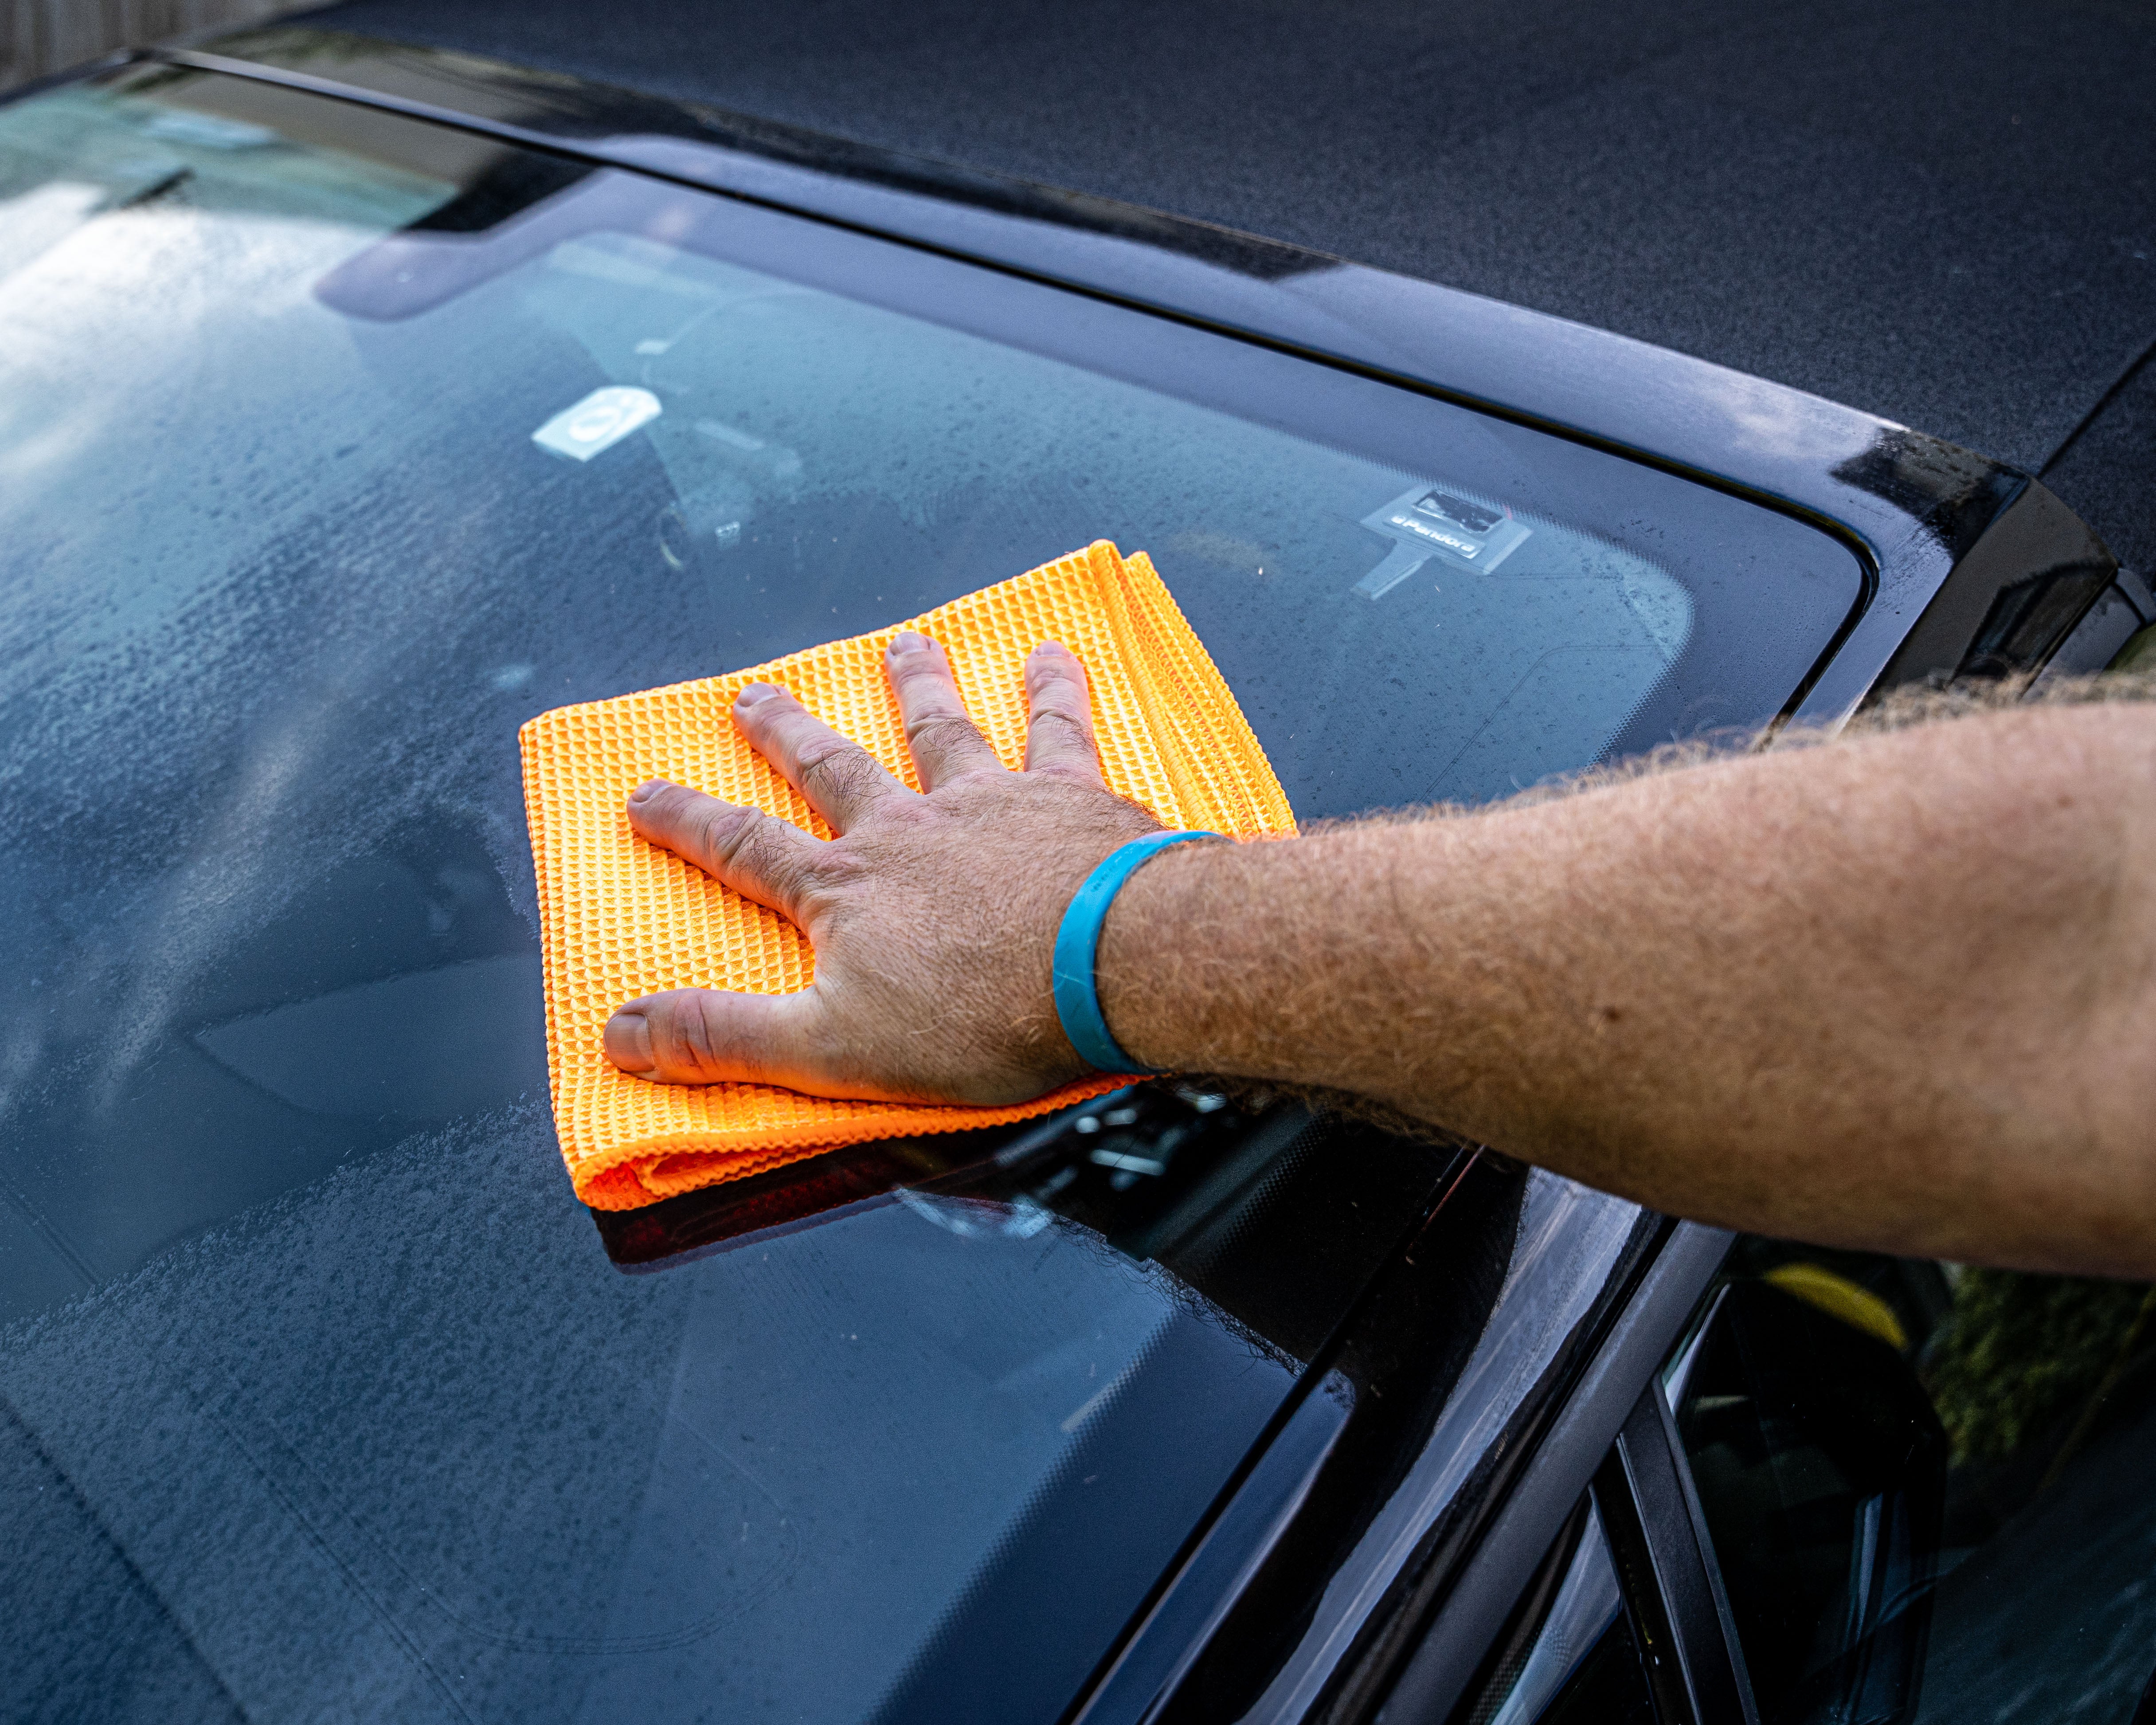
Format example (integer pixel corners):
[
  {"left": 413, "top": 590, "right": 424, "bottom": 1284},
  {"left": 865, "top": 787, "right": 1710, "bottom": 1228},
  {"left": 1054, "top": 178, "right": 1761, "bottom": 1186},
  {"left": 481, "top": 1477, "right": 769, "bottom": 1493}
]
[
  {"left": 1093, "top": 836, "right": 1242, "bottom": 1074},
  {"left": 1051, "top": 830, "right": 1220, "bottom": 1074}
]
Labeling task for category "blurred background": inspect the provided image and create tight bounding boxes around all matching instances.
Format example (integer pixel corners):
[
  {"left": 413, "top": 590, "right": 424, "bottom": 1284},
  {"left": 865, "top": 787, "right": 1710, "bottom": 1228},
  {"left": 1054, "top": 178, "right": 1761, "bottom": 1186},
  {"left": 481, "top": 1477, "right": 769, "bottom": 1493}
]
[{"left": 3, "top": 0, "right": 307, "bottom": 91}]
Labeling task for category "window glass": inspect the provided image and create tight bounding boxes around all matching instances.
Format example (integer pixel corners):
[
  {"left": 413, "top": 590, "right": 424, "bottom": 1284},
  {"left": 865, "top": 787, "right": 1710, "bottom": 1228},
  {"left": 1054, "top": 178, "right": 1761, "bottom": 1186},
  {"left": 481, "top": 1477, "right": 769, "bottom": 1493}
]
[
  {"left": 1534, "top": 1612, "right": 1659, "bottom": 1725},
  {"left": 1452, "top": 1497, "right": 1652, "bottom": 1725},
  {"left": 0, "top": 67, "right": 1864, "bottom": 1298},
  {"left": 1668, "top": 1239, "right": 2156, "bottom": 1725},
  {"left": 0, "top": 63, "right": 1863, "bottom": 1724}
]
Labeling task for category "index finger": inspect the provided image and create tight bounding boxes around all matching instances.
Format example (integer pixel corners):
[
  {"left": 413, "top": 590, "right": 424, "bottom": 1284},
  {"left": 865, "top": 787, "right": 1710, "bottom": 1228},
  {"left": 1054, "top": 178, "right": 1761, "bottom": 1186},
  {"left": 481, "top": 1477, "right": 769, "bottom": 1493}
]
[{"left": 731, "top": 681, "right": 909, "bottom": 835}]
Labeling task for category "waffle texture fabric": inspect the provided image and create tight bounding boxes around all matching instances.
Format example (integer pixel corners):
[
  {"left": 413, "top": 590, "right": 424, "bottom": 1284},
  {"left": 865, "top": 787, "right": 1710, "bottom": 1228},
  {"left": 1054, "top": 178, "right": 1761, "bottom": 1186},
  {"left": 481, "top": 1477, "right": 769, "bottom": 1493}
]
[{"left": 520, "top": 541, "right": 1298, "bottom": 1211}]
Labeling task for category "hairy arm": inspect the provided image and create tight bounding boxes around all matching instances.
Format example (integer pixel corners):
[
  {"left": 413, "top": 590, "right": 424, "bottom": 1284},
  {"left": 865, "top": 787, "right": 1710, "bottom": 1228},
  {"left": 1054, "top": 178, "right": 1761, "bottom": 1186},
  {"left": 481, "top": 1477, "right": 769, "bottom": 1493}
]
[
  {"left": 604, "top": 633, "right": 2156, "bottom": 1277},
  {"left": 1103, "top": 707, "right": 2156, "bottom": 1274}
]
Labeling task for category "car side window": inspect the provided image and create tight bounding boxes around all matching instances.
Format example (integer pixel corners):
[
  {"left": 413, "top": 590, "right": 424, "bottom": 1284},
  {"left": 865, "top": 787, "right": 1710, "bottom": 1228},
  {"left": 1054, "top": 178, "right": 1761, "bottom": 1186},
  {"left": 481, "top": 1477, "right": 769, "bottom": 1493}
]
[
  {"left": 1451, "top": 1497, "right": 1657, "bottom": 1725},
  {"left": 1669, "top": 1239, "right": 2156, "bottom": 1725}
]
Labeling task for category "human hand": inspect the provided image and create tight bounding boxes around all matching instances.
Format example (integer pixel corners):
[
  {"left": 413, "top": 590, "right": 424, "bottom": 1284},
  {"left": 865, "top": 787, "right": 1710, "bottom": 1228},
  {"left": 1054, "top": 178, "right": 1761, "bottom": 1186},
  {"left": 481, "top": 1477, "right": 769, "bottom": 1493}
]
[{"left": 602, "top": 632, "right": 1164, "bottom": 1103}]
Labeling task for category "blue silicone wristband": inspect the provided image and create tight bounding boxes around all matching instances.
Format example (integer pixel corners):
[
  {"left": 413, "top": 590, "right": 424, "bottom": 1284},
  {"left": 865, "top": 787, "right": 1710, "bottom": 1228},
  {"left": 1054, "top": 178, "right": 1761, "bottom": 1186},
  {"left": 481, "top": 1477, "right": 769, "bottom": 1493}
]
[{"left": 1053, "top": 830, "right": 1221, "bottom": 1075}]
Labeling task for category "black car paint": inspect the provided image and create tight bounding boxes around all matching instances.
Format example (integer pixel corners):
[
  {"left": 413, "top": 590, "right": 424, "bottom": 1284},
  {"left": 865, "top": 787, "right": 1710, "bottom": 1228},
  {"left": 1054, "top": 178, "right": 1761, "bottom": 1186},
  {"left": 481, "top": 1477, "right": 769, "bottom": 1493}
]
[
  {"left": 3, "top": 29, "right": 2135, "bottom": 1725},
  {"left": 239, "top": 0, "right": 2156, "bottom": 563}
]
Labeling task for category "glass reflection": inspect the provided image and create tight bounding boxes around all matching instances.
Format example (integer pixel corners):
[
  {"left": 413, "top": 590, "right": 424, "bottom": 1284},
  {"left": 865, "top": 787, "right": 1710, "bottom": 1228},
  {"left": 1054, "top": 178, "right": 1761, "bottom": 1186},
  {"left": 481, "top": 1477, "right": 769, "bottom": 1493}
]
[
  {"left": 589, "top": 1082, "right": 1449, "bottom": 1393},
  {"left": 1666, "top": 1239, "right": 2156, "bottom": 1725}
]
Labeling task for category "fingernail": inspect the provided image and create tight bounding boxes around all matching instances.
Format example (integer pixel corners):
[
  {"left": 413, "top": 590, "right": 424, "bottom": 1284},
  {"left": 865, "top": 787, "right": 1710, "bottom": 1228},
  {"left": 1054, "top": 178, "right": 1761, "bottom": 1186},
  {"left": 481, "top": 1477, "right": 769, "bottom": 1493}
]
[
  {"left": 1031, "top": 640, "right": 1062, "bottom": 657},
  {"left": 628, "top": 779, "right": 668, "bottom": 804},
  {"left": 888, "top": 630, "right": 931, "bottom": 656},
  {"left": 733, "top": 682, "right": 780, "bottom": 709},
  {"left": 603, "top": 1006, "right": 655, "bottom": 1075}
]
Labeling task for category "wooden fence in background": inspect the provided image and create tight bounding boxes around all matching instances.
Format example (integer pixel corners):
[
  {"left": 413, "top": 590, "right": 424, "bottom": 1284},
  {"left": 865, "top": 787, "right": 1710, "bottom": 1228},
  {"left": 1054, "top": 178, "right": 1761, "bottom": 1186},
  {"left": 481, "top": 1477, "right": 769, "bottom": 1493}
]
[{"left": 3, "top": 0, "right": 312, "bottom": 92}]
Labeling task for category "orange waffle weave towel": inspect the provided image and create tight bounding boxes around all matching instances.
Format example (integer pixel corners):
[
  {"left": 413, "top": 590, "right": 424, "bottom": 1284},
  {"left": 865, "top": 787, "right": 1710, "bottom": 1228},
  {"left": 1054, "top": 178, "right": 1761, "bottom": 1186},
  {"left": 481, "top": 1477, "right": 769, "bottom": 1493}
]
[{"left": 520, "top": 541, "right": 1297, "bottom": 1211}]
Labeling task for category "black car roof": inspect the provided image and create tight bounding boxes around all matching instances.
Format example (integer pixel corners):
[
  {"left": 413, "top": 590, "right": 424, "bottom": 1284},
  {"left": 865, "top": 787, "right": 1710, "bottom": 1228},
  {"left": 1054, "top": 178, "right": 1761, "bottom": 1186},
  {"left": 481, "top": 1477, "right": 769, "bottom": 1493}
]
[{"left": 296, "top": 0, "right": 2156, "bottom": 576}]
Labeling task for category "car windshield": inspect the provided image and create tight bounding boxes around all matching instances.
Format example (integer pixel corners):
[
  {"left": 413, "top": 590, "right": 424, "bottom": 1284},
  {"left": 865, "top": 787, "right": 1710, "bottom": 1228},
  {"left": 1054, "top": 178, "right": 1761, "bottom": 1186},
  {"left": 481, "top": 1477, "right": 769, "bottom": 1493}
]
[{"left": 0, "top": 64, "right": 1864, "bottom": 1724}]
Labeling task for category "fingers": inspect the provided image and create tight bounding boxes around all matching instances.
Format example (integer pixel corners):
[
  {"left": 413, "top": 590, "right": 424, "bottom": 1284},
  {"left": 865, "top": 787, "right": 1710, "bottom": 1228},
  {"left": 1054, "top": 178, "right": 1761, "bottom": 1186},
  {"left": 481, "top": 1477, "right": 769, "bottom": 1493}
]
[
  {"left": 627, "top": 780, "right": 825, "bottom": 920},
  {"left": 606, "top": 987, "right": 917, "bottom": 1102},
  {"left": 884, "top": 630, "right": 1003, "bottom": 791},
  {"left": 730, "top": 681, "right": 907, "bottom": 835},
  {"left": 604, "top": 986, "right": 826, "bottom": 1088},
  {"left": 1023, "top": 640, "right": 1105, "bottom": 784}
]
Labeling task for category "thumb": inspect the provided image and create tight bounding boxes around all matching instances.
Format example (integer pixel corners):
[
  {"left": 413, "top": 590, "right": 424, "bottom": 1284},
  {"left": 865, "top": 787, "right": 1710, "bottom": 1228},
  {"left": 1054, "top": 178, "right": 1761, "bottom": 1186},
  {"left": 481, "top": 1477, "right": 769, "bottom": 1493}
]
[{"left": 604, "top": 987, "right": 832, "bottom": 1090}]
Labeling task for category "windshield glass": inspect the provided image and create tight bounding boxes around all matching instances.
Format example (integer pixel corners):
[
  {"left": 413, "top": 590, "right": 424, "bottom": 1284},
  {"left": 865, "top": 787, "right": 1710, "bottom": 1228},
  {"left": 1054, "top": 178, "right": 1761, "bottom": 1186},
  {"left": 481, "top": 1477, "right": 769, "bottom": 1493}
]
[{"left": 0, "top": 64, "right": 1865, "bottom": 1725}]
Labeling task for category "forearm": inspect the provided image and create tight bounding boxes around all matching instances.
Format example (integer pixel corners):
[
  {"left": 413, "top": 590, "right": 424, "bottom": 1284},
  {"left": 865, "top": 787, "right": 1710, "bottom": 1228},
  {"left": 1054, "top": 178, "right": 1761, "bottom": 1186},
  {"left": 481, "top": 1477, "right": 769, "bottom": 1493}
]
[
  {"left": 609, "top": 638, "right": 2156, "bottom": 1278},
  {"left": 1099, "top": 706, "right": 2156, "bottom": 1274}
]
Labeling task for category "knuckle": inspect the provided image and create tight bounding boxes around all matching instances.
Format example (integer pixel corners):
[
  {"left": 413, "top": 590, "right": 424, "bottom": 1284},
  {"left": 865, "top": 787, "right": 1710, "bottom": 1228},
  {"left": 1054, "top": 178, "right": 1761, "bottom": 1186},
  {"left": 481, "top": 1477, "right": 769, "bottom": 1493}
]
[
  {"left": 647, "top": 994, "right": 700, "bottom": 1077},
  {"left": 792, "top": 739, "right": 832, "bottom": 779},
  {"left": 791, "top": 862, "right": 849, "bottom": 921},
  {"left": 812, "top": 840, "right": 869, "bottom": 888},
  {"left": 797, "top": 740, "right": 869, "bottom": 797},
  {"left": 1030, "top": 711, "right": 1099, "bottom": 761},
  {"left": 906, "top": 712, "right": 983, "bottom": 755},
  {"left": 702, "top": 806, "right": 821, "bottom": 903},
  {"left": 647, "top": 989, "right": 728, "bottom": 1080},
  {"left": 683, "top": 994, "right": 727, "bottom": 1074},
  {"left": 1031, "top": 706, "right": 1095, "bottom": 741},
  {"left": 750, "top": 839, "right": 814, "bottom": 907},
  {"left": 694, "top": 802, "right": 764, "bottom": 868}
]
